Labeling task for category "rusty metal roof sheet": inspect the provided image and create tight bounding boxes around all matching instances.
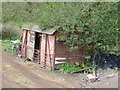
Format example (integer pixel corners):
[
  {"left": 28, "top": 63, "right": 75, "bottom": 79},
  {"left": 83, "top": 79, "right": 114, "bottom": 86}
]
[{"left": 22, "top": 24, "right": 58, "bottom": 35}]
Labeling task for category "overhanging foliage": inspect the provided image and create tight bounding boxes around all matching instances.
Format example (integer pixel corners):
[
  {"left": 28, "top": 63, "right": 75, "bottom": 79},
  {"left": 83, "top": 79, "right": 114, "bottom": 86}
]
[{"left": 2, "top": 2, "right": 120, "bottom": 50}]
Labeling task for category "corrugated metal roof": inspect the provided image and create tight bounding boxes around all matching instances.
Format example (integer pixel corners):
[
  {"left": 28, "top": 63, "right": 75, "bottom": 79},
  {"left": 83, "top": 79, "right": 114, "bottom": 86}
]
[{"left": 22, "top": 24, "right": 58, "bottom": 35}]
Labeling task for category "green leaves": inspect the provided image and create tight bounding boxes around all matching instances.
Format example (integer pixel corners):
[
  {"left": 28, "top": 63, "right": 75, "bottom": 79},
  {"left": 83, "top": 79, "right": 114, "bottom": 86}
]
[
  {"left": 2, "top": 2, "right": 119, "bottom": 51},
  {"left": 60, "top": 63, "right": 81, "bottom": 73}
]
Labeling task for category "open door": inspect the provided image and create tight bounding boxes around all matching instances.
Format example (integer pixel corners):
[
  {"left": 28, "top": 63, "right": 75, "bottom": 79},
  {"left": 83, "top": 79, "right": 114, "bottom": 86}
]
[
  {"left": 33, "top": 32, "right": 41, "bottom": 61},
  {"left": 21, "top": 30, "right": 28, "bottom": 56},
  {"left": 26, "top": 31, "right": 35, "bottom": 60}
]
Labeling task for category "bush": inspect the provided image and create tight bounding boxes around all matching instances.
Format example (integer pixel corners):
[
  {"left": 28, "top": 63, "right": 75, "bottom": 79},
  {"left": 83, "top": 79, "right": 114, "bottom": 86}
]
[
  {"left": 2, "top": 40, "right": 13, "bottom": 52},
  {"left": 60, "top": 63, "right": 81, "bottom": 73},
  {"left": 1, "top": 23, "right": 21, "bottom": 40},
  {"left": 59, "top": 62, "right": 96, "bottom": 74}
]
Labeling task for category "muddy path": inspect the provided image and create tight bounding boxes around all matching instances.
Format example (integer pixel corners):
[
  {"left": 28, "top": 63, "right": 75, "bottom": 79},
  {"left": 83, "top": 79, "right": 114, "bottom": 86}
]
[{"left": 2, "top": 51, "right": 69, "bottom": 88}]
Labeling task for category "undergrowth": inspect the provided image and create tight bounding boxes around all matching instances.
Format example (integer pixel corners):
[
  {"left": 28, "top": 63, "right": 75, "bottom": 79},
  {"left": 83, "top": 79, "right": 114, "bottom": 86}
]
[
  {"left": 2, "top": 40, "right": 13, "bottom": 51},
  {"left": 59, "top": 63, "right": 81, "bottom": 73},
  {"left": 59, "top": 62, "right": 96, "bottom": 74},
  {"left": 1, "top": 35, "right": 21, "bottom": 54}
]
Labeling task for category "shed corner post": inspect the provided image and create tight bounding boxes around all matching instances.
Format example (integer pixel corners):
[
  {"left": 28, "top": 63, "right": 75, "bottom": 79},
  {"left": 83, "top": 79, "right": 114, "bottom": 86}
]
[
  {"left": 20, "top": 29, "right": 27, "bottom": 57},
  {"left": 52, "top": 34, "right": 56, "bottom": 71},
  {"left": 78, "top": 46, "right": 84, "bottom": 64},
  {"left": 66, "top": 46, "right": 69, "bottom": 63},
  {"left": 80, "top": 46, "right": 85, "bottom": 64}
]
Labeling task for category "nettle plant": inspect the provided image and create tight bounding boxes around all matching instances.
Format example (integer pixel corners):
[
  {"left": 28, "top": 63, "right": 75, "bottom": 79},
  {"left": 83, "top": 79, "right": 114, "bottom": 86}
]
[{"left": 2, "top": 2, "right": 120, "bottom": 51}]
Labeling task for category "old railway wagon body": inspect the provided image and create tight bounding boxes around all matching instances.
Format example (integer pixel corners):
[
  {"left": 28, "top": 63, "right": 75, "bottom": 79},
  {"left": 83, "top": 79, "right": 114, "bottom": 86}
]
[{"left": 20, "top": 25, "right": 84, "bottom": 70}]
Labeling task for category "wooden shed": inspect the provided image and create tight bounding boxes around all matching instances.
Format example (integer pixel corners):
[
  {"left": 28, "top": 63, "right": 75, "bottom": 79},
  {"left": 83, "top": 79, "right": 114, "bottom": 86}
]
[{"left": 20, "top": 24, "right": 84, "bottom": 70}]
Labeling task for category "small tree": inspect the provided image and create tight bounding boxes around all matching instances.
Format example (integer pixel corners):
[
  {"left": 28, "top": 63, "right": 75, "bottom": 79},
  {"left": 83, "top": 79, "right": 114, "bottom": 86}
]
[{"left": 2, "top": 2, "right": 120, "bottom": 51}]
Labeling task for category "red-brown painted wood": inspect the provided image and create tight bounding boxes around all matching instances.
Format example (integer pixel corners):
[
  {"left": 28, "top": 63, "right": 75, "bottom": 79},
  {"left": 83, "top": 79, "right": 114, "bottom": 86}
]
[
  {"left": 21, "top": 30, "right": 27, "bottom": 56},
  {"left": 40, "top": 34, "right": 47, "bottom": 68},
  {"left": 26, "top": 31, "right": 35, "bottom": 60}
]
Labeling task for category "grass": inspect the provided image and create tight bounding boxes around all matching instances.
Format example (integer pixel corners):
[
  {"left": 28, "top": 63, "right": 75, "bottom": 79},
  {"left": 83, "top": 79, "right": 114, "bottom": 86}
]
[
  {"left": 106, "top": 47, "right": 120, "bottom": 55},
  {"left": 110, "top": 52, "right": 120, "bottom": 56},
  {"left": 59, "top": 62, "right": 95, "bottom": 74},
  {"left": 1, "top": 40, "right": 13, "bottom": 52},
  {"left": 1, "top": 37, "right": 32, "bottom": 62},
  {"left": 59, "top": 63, "right": 81, "bottom": 73},
  {"left": 0, "top": 40, "right": 19, "bottom": 54},
  {"left": 1, "top": 36, "right": 20, "bottom": 54}
]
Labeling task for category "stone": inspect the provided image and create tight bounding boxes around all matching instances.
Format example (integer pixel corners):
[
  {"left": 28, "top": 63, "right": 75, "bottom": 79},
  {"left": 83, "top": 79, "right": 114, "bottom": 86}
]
[
  {"left": 87, "top": 74, "right": 98, "bottom": 83},
  {"left": 106, "top": 74, "right": 115, "bottom": 78}
]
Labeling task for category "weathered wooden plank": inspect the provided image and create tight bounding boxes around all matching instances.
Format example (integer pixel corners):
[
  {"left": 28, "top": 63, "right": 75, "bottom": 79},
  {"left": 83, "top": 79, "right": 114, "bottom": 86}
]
[
  {"left": 21, "top": 30, "right": 27, "bottom": 56},
  {"left": 45, "top": 35, "right": 55, "bottom": 70},
  {"left": 56, "top": 59, "right": 80, "bottom": 62},
  {"left": 26, "top": 31, "right": 35, "bottom": 60},
  {"left": 40, "top": 34, "right": 47, "bottom": 67},
  {"left": 55, "top": 55, "right": 80, "bottom": 58}
]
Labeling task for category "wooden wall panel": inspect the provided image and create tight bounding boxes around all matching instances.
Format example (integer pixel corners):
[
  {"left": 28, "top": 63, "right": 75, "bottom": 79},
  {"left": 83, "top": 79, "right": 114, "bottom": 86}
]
[
  {"left": 26, "top": 31, "right": 35, "bottom": 60},
  {"left": 21, "top": 30, "right": 27, "bottom": 56},
  {"left": 40, "top": 34, "right": 46, "bottom": 67},
  {"left": 39, "top": 34, "right": 55, "bottom": 70},
  {"left": 55, "top": 42, "right": 83, "bottom": 66},
  {"left": 46, "top": 35, "right": 55, "bottom": 70}
]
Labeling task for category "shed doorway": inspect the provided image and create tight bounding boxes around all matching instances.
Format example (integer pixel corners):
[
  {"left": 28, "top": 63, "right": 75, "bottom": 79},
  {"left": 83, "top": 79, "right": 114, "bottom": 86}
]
[
  {"left": 35, "top": 32, "right": 41, "bottom": 50},
  {"left": 34, "top": 32, "right": 41, "bottom": 61}
]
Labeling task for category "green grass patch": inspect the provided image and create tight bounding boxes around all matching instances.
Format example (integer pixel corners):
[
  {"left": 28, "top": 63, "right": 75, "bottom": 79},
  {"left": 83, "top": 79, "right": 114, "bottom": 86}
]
[
  {"left": 110, "top": 52, "right": 120, "bottom": 56},
  {"left": 1, "top": 40, "right": 18, "bottom": 54},
  {"left": 1, "top": 35, "right": 21, "bottom": 54},
  {"left": 59, "top": 62, "right": 96, "bottom": 74},
  {"left": 1, "top": 40, "right": 12, "bottom": 51},
  {"left": 60, "top": 63, "right": 81, "bottom": 73}
]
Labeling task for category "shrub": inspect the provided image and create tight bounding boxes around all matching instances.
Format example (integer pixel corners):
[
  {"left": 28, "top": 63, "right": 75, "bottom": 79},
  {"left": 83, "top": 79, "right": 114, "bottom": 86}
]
[
  {"left": 1, "top": 23, "right": 21, "bottom": 40},
  {"left": 59, "top": 62, "right": 97, "bottom": 74},
  {"left": 60, "top": 63, "right": 81, "bottom": 73}
]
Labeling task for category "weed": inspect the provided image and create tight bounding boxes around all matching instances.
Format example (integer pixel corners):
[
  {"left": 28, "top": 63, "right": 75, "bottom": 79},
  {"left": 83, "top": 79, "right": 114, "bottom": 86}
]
[
  {"left": 59, "top": 63, "right": 81, "bottom": 73},
  {"left": 59, "top": 61, "right": 97, "bottom": 74},
  {"left": 110, "top": 52, "right": 120, "bottom": 56},
  {"left": 1, "top": 38, "right": 21, "bottom": 54}
]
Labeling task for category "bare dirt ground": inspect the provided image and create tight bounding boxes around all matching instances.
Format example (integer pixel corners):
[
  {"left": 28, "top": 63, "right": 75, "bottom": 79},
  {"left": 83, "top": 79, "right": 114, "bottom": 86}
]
[
  {"left": 2, "top": 51, "right": 79, "bottom": 88},
  {"left": 2, "top": 50, "right": 119, "bottom": 88},
  {"left": 79, "top": 69, "right": 119, "bottom": 88}
]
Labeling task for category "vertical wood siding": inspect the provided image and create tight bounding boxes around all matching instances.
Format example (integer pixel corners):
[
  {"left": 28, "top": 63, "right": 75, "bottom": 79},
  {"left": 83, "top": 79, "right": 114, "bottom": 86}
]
[
  {"left": 39, "top": 34, "right": 55, "bottom": 70},
  {"left": 21, "top": 30, "right": 27, "bottom": 56},
  {"left": 21, "top": 30, "right": 83, "bottom": 70},
  {"left": 45, "top": 35, "right": 55, "bottom": 70},
  {"left": 26, "top": 31, "right": 35, "bottom": 60},
  {"left": 55, "top": 42, "right": 83, "bottom": 66},
  {"left": 40, "top": 34, "right": 47, "bottom": 67}
]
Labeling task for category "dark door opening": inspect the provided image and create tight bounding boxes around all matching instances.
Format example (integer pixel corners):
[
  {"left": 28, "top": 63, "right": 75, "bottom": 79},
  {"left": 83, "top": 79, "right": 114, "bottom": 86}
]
[
  {"left": 33, "top": 32, "right": 41, "bottom": 61},
  {"left": 35, "top": 32, "right": 41, "bottom": 50}
]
